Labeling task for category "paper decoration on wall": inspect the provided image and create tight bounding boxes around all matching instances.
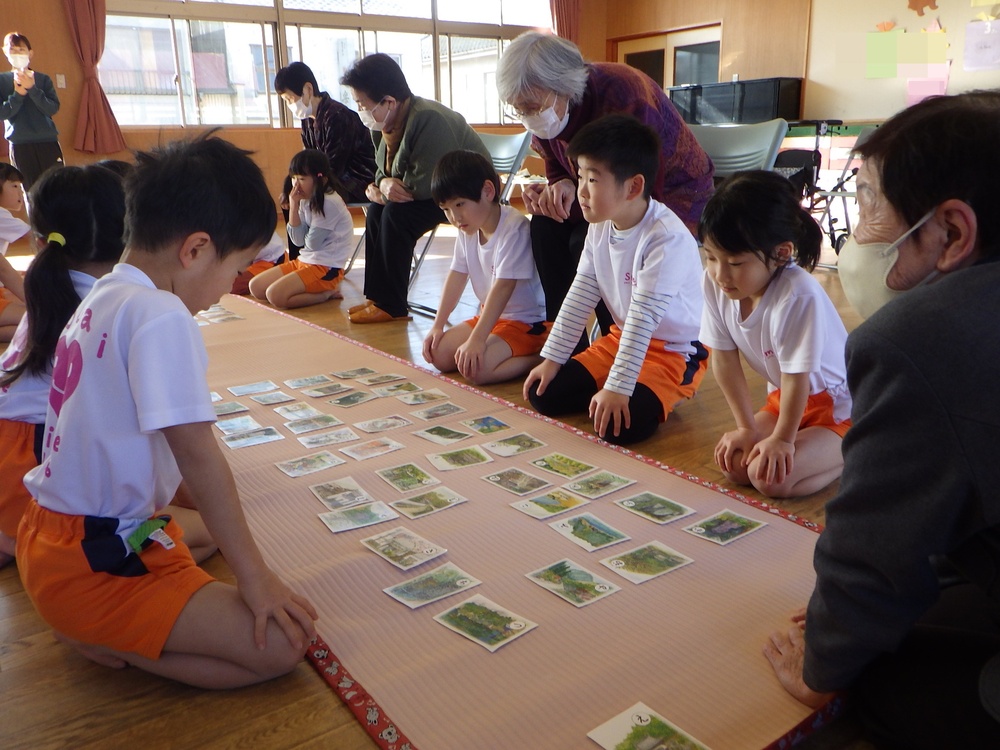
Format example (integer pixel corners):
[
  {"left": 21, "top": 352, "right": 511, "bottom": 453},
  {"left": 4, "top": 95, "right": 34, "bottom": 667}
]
[
  {"left": 908, "top": 0, "right": 938, "bottom": 15},
  {"left": 971, "top": 0, "right": 997, "bottom": 8},
  {"left": 975, "top": 12, "right": 998, "bottom": 22},
  {"left": 866, "top": 29, "right": 948, "bottom": 78},
  {"left": 923, "top": 19, "right": 943, "bottom": 33},
  {"left": 965, "top": 21, "right": 1000, "bottom": 71},
  {"left": 877, "top": 21, "right": 897, "bottom": 31},
  {"left": 906, "top": 72, "right": 949, "bottom": 107}
]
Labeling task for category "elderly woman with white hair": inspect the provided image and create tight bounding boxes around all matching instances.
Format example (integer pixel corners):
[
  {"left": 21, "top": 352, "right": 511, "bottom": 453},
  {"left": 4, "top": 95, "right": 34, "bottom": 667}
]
[{"left": 496, "top": 31, "right": 714, "bottom": 324}]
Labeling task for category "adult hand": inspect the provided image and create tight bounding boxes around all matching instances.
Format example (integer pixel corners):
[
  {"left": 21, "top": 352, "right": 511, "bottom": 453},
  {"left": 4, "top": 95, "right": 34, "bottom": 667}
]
[
  {"left": 239, "top": 568, "right": 318, "bottom": 650},
  {"left": 748, "top": 435, "right": 795, "bottom": 485},
  {"left": 365, "top": 182, "right": 386, "bottom": 205},
  {"left": 537, "top": 179, "right": 576, "bottom": 222},
  {"left": 714, "top": 427, "right": 757, "bottom": 473},
  {"left": 521, "top": 182, "right": 545, "bottom": 215},
  {"left": 523, "top": 359, "right": 561, "bottom": 401},
  {"left": 590, "top": 388, "right": 630, "bottom": 439},
  {"left": 14, "top": 69, "right": 34, "bottom": 92},
  {"left": 763, "top": 624, "right": 835, "bottom": 709},
  {"left": 380, "top": 177, "right": 413, "bottom": 203}
]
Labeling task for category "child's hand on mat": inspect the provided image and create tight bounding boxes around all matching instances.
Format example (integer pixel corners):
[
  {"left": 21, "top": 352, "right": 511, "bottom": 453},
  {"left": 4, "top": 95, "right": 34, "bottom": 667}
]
[
  {"left": 749, "top": 435, "right": 795, "bottom": 486},
  {"left": 240, "top": 570, "right": 318, "bottom": 650},
  {"left": 590, "top": 389, "right": 630, "bottom": 439},
  {"left": 455, "top": 338, "right": 486, "bottom": 380},
  {"left": 763, "top": 625, "right": 835, "bottom": 709},
  {"left": 523, "top": 359, "right": 561, "bottom": 400},
  {"left": 422, "top": 325, "right": 445, "bottom": 363},
  {"left": 715, "top": 428, "right": 757, "bottom": 473}
]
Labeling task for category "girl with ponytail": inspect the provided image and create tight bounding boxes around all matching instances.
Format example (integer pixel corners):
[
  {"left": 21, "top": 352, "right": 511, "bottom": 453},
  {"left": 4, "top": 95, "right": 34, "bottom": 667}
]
[
  {"left": 697, "top": 170, "right": 852, "bottom": 499},
  {"left": 0, "top": 164, "right": 214, "bottom": 566}
]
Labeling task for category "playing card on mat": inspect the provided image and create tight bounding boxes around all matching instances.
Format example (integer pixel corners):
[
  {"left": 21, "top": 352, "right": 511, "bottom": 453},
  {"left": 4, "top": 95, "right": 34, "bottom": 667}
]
[
  {"left": 318, "top": 501, "right": 398, "bottom": 533},
  {"left": 526, "top": 558, "right": 620, "bottom": 607},
  {"left": 587, "top": 702, "right": 711, "bottom": 750},
  {"left": 384, "top": 562, "right": 481, "bottom": 608},
  {"left": 434, "top": 594, "right": 537, "bottom": 652},
  {"left": 361, "top": 526, "right": 446, "bottom": 570}
]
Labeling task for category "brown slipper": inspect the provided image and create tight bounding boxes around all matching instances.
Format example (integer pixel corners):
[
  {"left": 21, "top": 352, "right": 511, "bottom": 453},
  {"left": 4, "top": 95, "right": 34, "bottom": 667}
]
[
  {"left": 348, "top": 300, "right": 375, "bottom": 315},
  {"left": 349, "top": 305, "right": 412, "bottom": 324}
]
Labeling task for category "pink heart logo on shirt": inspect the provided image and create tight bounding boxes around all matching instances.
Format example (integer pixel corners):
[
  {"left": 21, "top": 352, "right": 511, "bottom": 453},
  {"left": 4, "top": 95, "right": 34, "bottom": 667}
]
[{"left": 49, "top": 336, "right": 84, "bottom": 418}]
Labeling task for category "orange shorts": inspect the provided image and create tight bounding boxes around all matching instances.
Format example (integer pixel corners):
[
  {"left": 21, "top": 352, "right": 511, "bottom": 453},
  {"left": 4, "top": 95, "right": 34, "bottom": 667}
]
[
  {"left": 0, "top": 418, "right": 39, "bottom": 538},
  {"left": 762, "top": 389, "right": 852, "bottom": 438},
  {"left": 279, "top": 259, "right": 344, "bottom": 294},
  {"left": 231, "top": 258, "right": 283, "bottom": 295},
  {"left": 464, "top": 317, "right": 551, "bottom": 357},
  {"left": 17, "top": 501, "right": 214, "bottom": 660},
  {"left": 0, "top": 287, "right": 21, "bottom": 317},
  {"left": 574, "top": 326, "right": 709, "bottom": 419}
]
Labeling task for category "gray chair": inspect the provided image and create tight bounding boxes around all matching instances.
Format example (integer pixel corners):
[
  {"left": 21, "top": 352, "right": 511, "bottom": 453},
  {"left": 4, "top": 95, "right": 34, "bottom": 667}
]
[{"left": 688, "top": 118, "right": 789, "bottom": 180}]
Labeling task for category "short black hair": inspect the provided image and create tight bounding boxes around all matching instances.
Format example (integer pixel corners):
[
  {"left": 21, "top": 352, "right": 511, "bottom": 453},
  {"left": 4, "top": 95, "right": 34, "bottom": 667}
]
[
  {"left": 431, "top": 150, "right": 501, "bottom": 205},
  {"left": 340, "top": 53, "right": 412, "bottom": 103},
  {"left": 566, "top": 114, "right": 659, "bottom": 198},
  {"left": 856, "top": 90, "right": 1000, "bottom": 258},
  {"left": 0, "top": 162, "right": 24, "bottom": 184},
  {"left": 274, "top": 62, "right": 319, "bottom": 97},
  {"left": 125, "top": 131, "right": 275, "bottom": 258},
  {"left": 3, "top": 33, "right": 30, "bottom": 50},
  {"left": 289, "top": 148, "right": 338, "bottom": 215}
]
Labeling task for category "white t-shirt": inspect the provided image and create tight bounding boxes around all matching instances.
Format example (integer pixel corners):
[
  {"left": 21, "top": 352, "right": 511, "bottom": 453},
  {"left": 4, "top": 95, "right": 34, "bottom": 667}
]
[
  {"left": 699, "top": 262, "right": 851, "bottom": 422},
  {"left": 449, "top": 204, "right": 545, "bottom": 324},
  {"left": 578, "top": 199, "right": 703, "bottom": 355},
  {"left": 0, "top": 205, "right": 29, "bottom": 257},
  {"left": 287, "top": 192, "right": 353, "bottom": 268},
  {"left": 254, "top": 230, "right": 286, "bottom": 264},
  {"left": 0, "top": 270, "right": 98, "bottom": 424},
  {"left": 23, "top": 264, "right": 216, "bottom": 544}
]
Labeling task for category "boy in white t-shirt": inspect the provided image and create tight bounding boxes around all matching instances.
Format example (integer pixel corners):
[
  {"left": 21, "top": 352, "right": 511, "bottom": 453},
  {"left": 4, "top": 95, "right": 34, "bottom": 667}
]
[
  {"left": 16, "top": 135, "right": 318, "bottom": 688},
  {"left": 524, "top": 115, "right": 708, "bottom": 445},
  {"left": 0, "top": 163, "right": 28, "bottom": 341},
  {"left": 422, "top": 150, "right": 549, "bottom": 385}
]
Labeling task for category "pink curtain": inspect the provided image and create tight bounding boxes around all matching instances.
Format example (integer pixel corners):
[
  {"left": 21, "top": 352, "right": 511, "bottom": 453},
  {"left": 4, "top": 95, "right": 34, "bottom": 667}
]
[
  {"left": 62, "top": 0, "right": 127, "bottom": 154},
  {"left": 549, "top": 0, "right": 581, "bottom": 45}
]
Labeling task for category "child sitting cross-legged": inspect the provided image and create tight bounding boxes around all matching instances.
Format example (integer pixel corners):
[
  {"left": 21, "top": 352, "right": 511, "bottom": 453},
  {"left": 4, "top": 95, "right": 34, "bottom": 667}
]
[
  {"left": 523, "top": 114, "right": 708, "bottom": 445},
  {"left": 422, "top": 149, "right": 550, "bottom": 384},
  {"left": 16, "top": 134, "right": 318, "bottom": 688}
]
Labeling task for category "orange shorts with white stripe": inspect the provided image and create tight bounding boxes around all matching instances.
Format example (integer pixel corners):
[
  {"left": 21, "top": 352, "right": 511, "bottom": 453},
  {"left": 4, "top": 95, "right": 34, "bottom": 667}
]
[
  {"left": 762, "top": 388, "right": 852, "bottom": 438},
  {"left": 464, "top": 317, "right": 551, "bottom": 357},
  {"left": 17, "top": 501, "right": 214, "bottom": 660}
]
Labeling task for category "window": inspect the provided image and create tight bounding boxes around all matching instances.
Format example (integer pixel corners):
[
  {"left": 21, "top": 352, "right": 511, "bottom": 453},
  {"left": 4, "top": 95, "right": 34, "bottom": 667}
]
[{"left": 103, "top": 0, "right": 550, "bottom": 127}]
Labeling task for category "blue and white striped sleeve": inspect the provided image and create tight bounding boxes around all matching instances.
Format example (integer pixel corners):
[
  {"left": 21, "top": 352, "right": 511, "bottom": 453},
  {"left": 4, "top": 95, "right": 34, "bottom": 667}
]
[
  {"left": 539, "top": 273, "right": 602, "bottom": 365},
  {"left": 605, "top": 288, "right": 672, "bottom": 396}
]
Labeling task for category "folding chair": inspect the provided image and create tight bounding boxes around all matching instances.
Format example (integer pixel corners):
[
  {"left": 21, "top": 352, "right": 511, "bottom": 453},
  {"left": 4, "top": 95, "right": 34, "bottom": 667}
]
[{"left": 688, "top": 118, "right": 789, "bottom": 182}]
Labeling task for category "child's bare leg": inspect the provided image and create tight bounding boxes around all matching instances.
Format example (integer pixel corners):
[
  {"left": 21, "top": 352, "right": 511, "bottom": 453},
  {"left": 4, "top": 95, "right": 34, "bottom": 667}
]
[
  {"left": 54, "top": 631, "right": 129, "bottom": 669},
  {"left": 247, "top": 266, "right": 284, "bottom": 301},
  {"left": 264, "top": 273, "right": 338, "bottom": 309},
  {"left": 748, "top": 412, "right": 844, "bottom": 498},
  {"left": 428, "top": 325, "right": 469, "bottom": 373},
  {"left": 167, "top": 505, "right": 218, "bottom": 564},
  {"left": 466, "top": 336, "right": 540, "bottom": 386}
]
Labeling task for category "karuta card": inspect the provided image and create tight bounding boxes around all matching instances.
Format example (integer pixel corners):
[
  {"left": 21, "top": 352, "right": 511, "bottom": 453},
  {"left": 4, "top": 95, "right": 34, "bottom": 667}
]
[
  {"left": 410, "top": 402, "right": 466, "bottom": 421},
  {"left": 426, "top": 445, "right": 493, "bottom": 471},
  {"left": 251, "top": 390, "right": 296, "bottom": 405},
  {"left": 390, "top": 487, "right": 467, "bottom": 519},
  {"left": 297, "top": 427, "right": 360, "bottom": 448},
  {"left": 460, "top": 415, "right": 511, "bottom": 434},
  {"left": 371, "top": 381, "right": 422, "bottom": 397},
  {"left": 384, "top": 562, "right": 481, "bottom": 609},
  {"left": 209, "top": 391, "right": 223, "bottom": 403},
  {"left": 683, "top": 508, "right": 766, "bottom": 546},
  {"left": 588, "top": 703, "right": 710, "bottom": 750},
  {"left": 481, "top": 432, "right": 546, "bottom": 457},
  {"left": 483, "top": 468, "right": 551, "bottom": 496},
  {"left": 411, "top": 424, "right": 473, "bottom": 445},
  {"left": 328, "top": 390, "right": 379, "bottom": 408},
  {"left": 300, "top": 383, "right": 354, "bottom": 398},
  {"left": 340, "top": 437, "right": 406, "bottom": 461},
  {"left": 434, "top": 595, "right": 537, "bottom": 653},
  {"left": 354, "top": 415, "right": 413, "bottom": 433},
  {"left": 396, "top": 388, "right": 448, "bottom": 405},
  {"left": 213, "top": 401, "right": 249, "bottom": 416},
  {"left": 510, "top": 489, "right": 589, "bottom": 519},
  {"left": 284, "top": 414, "right": 344, "bottom": 435},
  {"left": 526, "top": 559, "right": 620, "bottom": 607},
  {"left": 376, "top": 463, "right": 440, "bottom": 493},
  {"left": 318, "top": 501, "right": 398, "bottom": 533},
  {"left": 332, "top": 367, "right": 378, "bottom": 379},
  {"left": 221, "top": 427, "right": 284, "bottom": 450},
  {"left": 215, "top": 415, "right": 263, "bottom": 435},
  {"left": 529, "top": 452, "right": 596, "bottom": 479},
  {"left": 275, "top": 450, "right": 346, "bottom": 478},
  {"left": 309, "top": 476, "right": 371, "bottom": 510},
  {"left": 356, "top": 372, "right": 406, "bottom": 386},
  {"left": 600, "top": 541, "right": 694, "bottom": 584},
  {"left": 615, "top": 492, "right": 696, "bottom": 525},
  {"left": 228, "top": 380, "right": 279, "bottom": 396},
  {"left": 360, "top": 526, "right": 447, "bottom": 571},
  {"left": 273, "top": 402, "right": 324, "bottom": 420},
  {"left": 563, "top": 470, "right": 636, "bottom": 499},
  {"left": 284, "top": 374, "right": 334, "bottom": 389},
  {"left": 549, "top": 513, "right": 630, "bottom": 552}
]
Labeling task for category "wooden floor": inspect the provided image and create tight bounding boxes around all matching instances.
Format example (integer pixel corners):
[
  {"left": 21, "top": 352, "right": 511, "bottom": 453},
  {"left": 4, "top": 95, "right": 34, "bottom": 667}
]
[{"left": 0, "top": 227, "right": 869, "bottom": 750}]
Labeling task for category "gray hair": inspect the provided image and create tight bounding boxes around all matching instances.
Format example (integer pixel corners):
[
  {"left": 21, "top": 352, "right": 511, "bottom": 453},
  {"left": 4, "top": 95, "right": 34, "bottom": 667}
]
[{"left": 497, "top": 31, "right": 589, "bottom": 107}]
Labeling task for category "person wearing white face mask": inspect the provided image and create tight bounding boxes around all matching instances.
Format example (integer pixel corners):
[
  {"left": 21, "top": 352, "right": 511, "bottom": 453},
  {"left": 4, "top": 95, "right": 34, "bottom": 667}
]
[
  {"left": 1, "top": 32, "right": 62, "bottom": 191},
  {"left": 763, "top": 91, "right": 1000, "bottom": 749},
  {"left": 340, "top": 53, "right": 490, "bottom": 324},
  {"left": 496, "top": 31, "right": 714, "bottom": 329}
]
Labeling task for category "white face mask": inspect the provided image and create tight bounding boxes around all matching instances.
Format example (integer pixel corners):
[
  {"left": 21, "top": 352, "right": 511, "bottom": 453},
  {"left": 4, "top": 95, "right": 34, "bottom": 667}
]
[
  {"left": 287, "top": 95, "right": 312, "bottom": 120},
  {"left": 838, "top": 210, "right": 935, "bottom": 319},
  {"left": 8, "top": 53, "right": 29, "bottom": 70},
  {"left": 520, "top": 99, "right": 570, "bottom": 140},
  {"left": 359, "top": 100, "right": 390, "bottom": 132}
]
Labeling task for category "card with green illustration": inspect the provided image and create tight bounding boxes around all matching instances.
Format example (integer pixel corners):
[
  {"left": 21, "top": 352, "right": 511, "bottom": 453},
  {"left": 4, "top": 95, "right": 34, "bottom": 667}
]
[
  {"left": 510, "top": 489, "right": 590, "bottom": 519},
  {"left": 397, "top": 388, "right": 448, "bottom": 405},
  {"left": 460, "top": 415, "right": 511, "bottom": 434},
  {"left": 529, "top": 452, "right": 596, "bottom": 479},
  {"left": 356, "top": 372, "right": 406, "bottom": 386},
  {"left": 297, "top": 426, "right": 360, "bottom": 448},
  {"left": 526, "top": 558, "right": 620, "bottom": 607},
  {"left": 426, "top": 445, "right": 494, "bottom": 471},
  {"left": 682, "top": 509, "right": 767, "bottom": 546},
  {"left": 300, "top": 382, "right": 353, "bottom": 398},
  {"left": 372, "top": 381, "right": 422, "bottom": 397},
  {"left": 390, "top": 487, "right": 468, "bottom": 519},
  {"left": 340, "top": 437, "right": 406, "bottom": 461},
  {"left": 284, "top": 374, "right": 333, "bottom": 389},
  {"left": 215, "top": 415, "right": 262, "bottom": 435},
  {"left": 376, "top": 462, "right": 440, "bottom": 492},
  {"left": 411, "top": 424, "right": 473, "bottom": 445},
  {"left": 228, "top": 380, "right": 278, "bottom": 396},
  {"left": 275, "top": 450, "right": 345, "bottom": 478},
  {"left": 410, "top": 402, "right": 466, "bottom": 421},
  {"left": 318, "top": 501, "right": 398, "bottom": 533},
  {"left": 600, "top": 541, "right": 694, "bottom": 584},
  {"left": 354, "top": 415, "right": 412, "bottom": 433},
  {"left": 221, "top": 426, "right": 284, "bottom": 449},
  {"left": 434, "top": 594, "right": 537, "bottom": 652},
  {"left": 308, "top": 476, "right": 371, "bottom": 510},
  {"left": 213, "top": 401, "right": 249, "bottom": 416},
  {"left": 481, "top": 432, "right": 547, "bottom": 457},
  {"left": 563, "top": 470, "right": 635, "bottom": 499},
  {"left": 549, "top": 512, "right": 630, "bottom": 552},
  {"left": 332, "top": 366, "right": 378, "bottom": 379},
  {"left": 251, "top": 390, "right": 295, "bottom": 405},
  {"left": 482, "top": 468, "right": 551, "bottom": 496},
  {"left": 615, "top": 492, "right": 696, "bottom": 525},
  {"left": 328, "top": 390, "right": 378, "bottom": 408},
  {"left": 284, "top": 414, "right": 344, "bottom": 435},
  {"left": 587, "top": 702, "right": 711, "bottom": 750},
  {"left": 384, "top": 562, "right": 481, "bottom": 609},
  {"left": 274, "top": 402, "right": 324, "bottom": 420},
  {"left": 360, "top": 526, "right": 447, "bottom": 570}
]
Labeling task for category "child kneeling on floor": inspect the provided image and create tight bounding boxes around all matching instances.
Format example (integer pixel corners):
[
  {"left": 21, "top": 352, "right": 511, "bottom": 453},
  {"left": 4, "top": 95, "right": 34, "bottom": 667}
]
[
  {"left": 16, "top": 134, "right": 318, "bottom": 689},
  {"left": 524, "top": 114, "right": 708, "bottom": 445},
  {"left": 422, "top": 150, "right": 549, "bottom": 384}
]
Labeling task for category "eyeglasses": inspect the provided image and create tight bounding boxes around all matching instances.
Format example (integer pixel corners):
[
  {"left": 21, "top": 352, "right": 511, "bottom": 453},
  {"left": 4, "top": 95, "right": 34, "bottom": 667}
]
[
  {"left": 503, "top": 91, "right": 556, "bottom": 121},
  {"left": 354, "top": 98, "right": 387, "bottom": 113}
]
